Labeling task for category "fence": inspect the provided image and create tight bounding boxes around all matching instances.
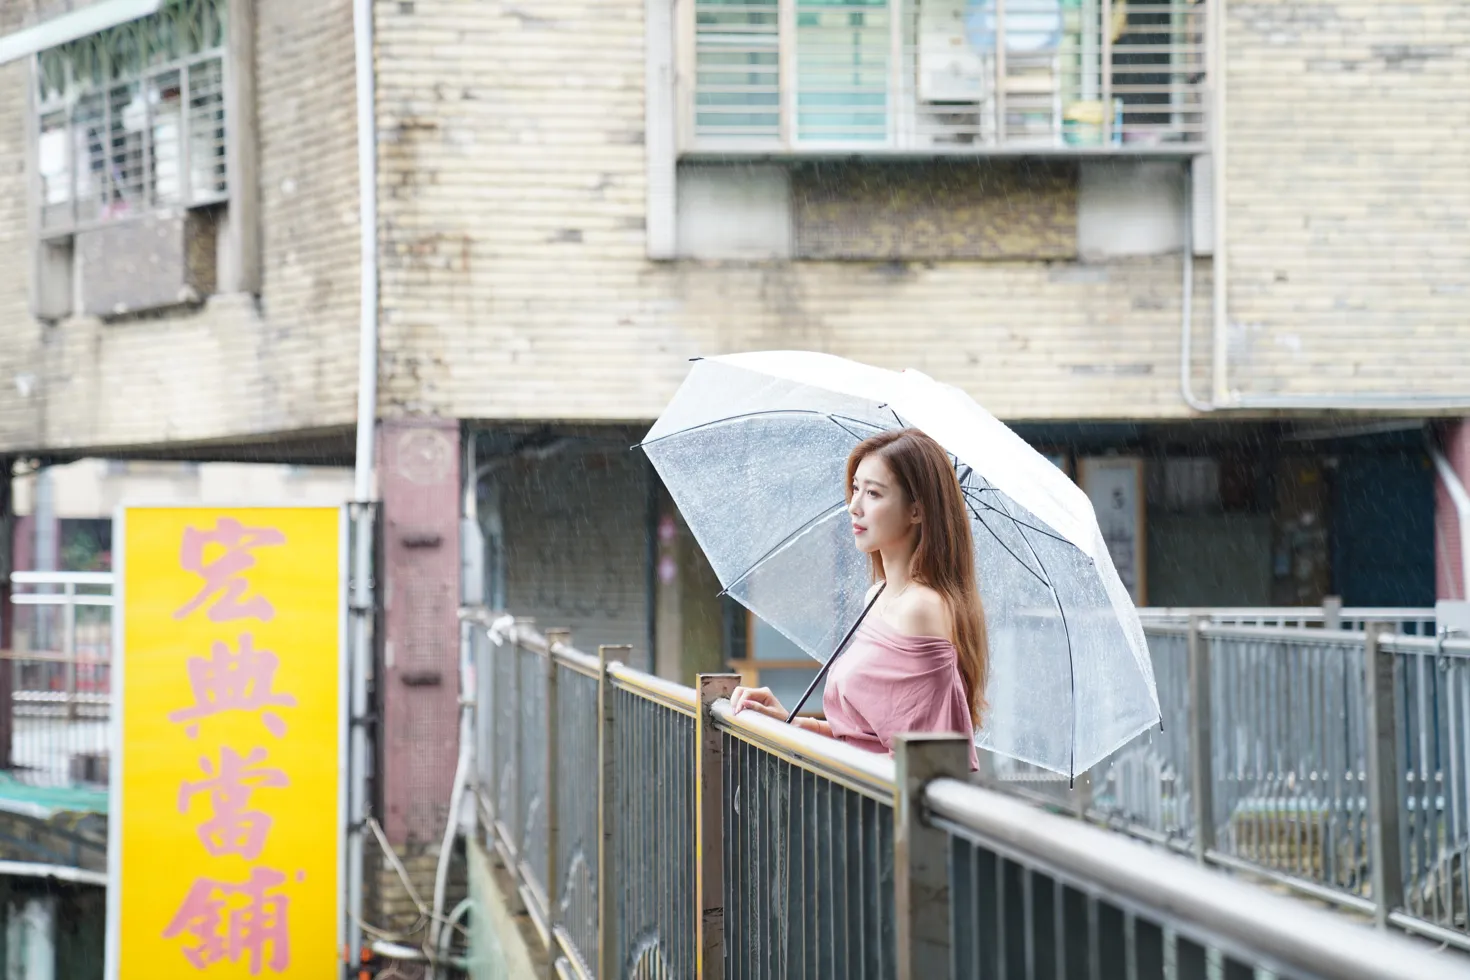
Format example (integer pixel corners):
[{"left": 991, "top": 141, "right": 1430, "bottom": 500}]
[
  {"left": 466, "top": 607, "right": 1465, "bottom": 980},
  {"left": 987, "top": 620, "right": 1470, "bottom": 952},
  {"left": 1137, "top": 603, "right": 1440, "bottom": 636},
  {"left": 1, "top": 572, "right": 113, "bottom": 785}
]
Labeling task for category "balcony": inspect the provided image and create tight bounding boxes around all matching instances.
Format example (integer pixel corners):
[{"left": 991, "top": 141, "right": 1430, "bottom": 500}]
[{"left": 682, "top": 0, "right": 1209, "bottom": 156}]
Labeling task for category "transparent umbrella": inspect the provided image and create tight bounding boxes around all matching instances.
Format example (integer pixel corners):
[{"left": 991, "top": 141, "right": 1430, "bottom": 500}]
[{"left": 639, "top": 351, "right": 1159, "bottom": 777}]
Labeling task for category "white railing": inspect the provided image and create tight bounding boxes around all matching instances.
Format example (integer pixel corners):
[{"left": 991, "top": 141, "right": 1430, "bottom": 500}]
[
  {"left": 3, "top": 572, "right": 114, "bottom": 785},
  {"left": 1138, "top": 604, "right": 1440, "bottom": 636}
]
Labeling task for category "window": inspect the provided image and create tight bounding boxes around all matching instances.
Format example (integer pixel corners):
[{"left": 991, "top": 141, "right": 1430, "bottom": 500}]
[
  {"left": 686, "top": 0, "right": 1208, "bottom": 154},
  {"left": 33, "top": 0, "right": 228, "bottom": 237}
]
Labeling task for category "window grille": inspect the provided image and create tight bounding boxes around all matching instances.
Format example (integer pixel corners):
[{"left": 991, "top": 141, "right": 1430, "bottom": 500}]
[
  {"left": 688, "top": 0, "right": 1208, "bottom": 154},
  {"left": 33, "top": 0, "right": 228, "bottom": 236}
]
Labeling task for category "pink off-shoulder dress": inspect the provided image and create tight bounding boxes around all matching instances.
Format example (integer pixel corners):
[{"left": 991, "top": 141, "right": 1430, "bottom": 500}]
[{"left": 821, "top": 614, "right": 980, "bottom": 771}]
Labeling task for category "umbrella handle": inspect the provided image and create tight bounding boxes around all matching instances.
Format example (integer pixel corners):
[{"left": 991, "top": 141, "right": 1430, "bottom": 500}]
[{"left": 784, "top": 582, "right": 886, "bottom": 724}]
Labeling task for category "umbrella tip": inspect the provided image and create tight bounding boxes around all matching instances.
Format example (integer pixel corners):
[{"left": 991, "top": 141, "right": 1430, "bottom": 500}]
[
  {"left": 629, "top": 443, "right": 641, "bottom": 451},
  {"left": 689, "top": 356, "right": 705, "bottom": 362}
]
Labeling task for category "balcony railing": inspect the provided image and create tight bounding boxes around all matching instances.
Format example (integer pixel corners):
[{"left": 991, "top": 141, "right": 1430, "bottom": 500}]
[
  {"left": 466, "top": 608, "right": 1466, "bottom": 979},
  {"left": 682, "top": 0, "right": 1209, "bottom": 155},
  {"left": 3, "top": 572, "right": 114, "bottom": 787}
]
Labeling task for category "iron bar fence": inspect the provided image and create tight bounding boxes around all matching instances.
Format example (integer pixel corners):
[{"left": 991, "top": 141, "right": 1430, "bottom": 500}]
[
  {"left": 983, "top": 619, "right": 1470, "bottom": 952},
  {"left": 2, "top": 572, "right": 113, "bottom": 786},
  {"left": 464, "top": 607, "right": 1466, "bottom": 980}
]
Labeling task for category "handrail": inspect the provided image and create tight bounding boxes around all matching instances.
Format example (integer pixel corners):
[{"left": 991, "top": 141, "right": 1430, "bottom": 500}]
[
  {"left": 711, "top": 699, "right": 895, "bottom": 804},
  {"left": 1197, "top": 622, "right": 1371, "bottom": 645},
  {"left": 10, "top": 593, "right": 114, "bottom": 607},
  {"left": 1139, "top": 605, "right": 1436, "bottom": 621},
  {"left": 607, "top": 663, "right": 697, "bottom": 716},
  {"left": 924, "top": 778, "right": 1467, "bottom": 980},
  {"left": 1382, "top": 632, "right": 1470, "bottom": 659},
  {"left": 10, "top": 571, "right": 115, "bottom": 586}
]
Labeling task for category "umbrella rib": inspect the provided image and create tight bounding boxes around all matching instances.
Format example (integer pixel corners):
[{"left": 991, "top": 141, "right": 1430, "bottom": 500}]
[
  {"left": 827, "top": 414, "right": 887, "bottom": 442},
  {"left": 716, "top": 499, "right": 851, "bottom": 599},
  {"left": 963, "top": 498, "right": 1054, "bottom": 593},
  {"left": 636, "top": 409, "right": 885, "bottom": 451},
  {"left": 990, "top": 491, "right": 1079, "bottom": 783},
  {"left": 959, "top": 486, "right": 1081, "bottom": 553}
]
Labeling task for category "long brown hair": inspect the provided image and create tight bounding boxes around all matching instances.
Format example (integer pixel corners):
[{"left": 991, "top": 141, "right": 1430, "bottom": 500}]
[{"left": 846, "top": 428, "right": 989, "bottom": 726}]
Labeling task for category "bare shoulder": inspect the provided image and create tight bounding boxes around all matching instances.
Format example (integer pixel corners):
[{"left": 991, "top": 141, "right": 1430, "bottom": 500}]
[
  {"left": 890, "top": 585, "right": 953, "bottom": 642},
  {"left": 865, "top": 580, "right": 886, "bottom": 604}
]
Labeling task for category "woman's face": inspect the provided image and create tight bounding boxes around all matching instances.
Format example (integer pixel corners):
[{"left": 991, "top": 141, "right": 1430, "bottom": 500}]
[{"left": 848, "top": 454, "right": 918, "bottom": 555}]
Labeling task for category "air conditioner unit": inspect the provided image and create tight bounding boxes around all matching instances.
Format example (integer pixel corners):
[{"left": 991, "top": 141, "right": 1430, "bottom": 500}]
[{"left": 918, "top": 0, "right": 990, "bottom": 103}]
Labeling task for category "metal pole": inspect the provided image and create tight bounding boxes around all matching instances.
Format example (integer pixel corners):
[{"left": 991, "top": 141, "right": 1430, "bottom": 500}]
[
  {"left": 1364, "top": 623, "right": 1404, "bottom": 928},
  {"left": 1188, "top": 615, "right": 1216, "bottom": 862},
  {"left": 506, "top": 620, "right": 532, "bottom": 918},
  {"left": 348, "top": 0, "right": 380, "bottom": 966},
  {"left": 346, "top": 504, "right": 374, "bottom": 980},
  {"left": 696, "top": 673, "right": 739, "bottom": 980},
  {"left": 597, "top": 644, "right": 631, "bottom": 980},
  {"left": 894, "top": 733, "right": 970, "bottom": 980},
  {"left": 1323, "top": 595, "right": 1343, "bottom": 631},
  {"left": 63, "top": 580, "right": 76, "bottom": 723},
  {"left": 993, "top": 0, "right": 1007, "bottom": 145},
  {"left": 543, "top": 629, "right": 569, "bottom": 977}
]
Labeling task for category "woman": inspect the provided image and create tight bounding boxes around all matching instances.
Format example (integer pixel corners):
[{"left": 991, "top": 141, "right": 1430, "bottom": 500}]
[{"left": 731, "top": 428, "right": 988, "bottom": 770}]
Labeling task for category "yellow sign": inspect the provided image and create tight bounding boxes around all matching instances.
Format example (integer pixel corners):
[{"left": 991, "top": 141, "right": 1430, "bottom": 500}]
[{"left": 108, "top": 506, "right": 345, "bottom": 979}]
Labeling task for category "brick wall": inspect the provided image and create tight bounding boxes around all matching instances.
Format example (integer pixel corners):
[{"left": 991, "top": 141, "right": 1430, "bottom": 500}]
[
  {"left": 378, "top": 418, "right": 461, "bottom": 846},
  {"left": 2, "top": 0, "right": 1465, "bottom": 452},
  {"left": 372, "top": 0, "right": 1468, "bottom": 428},
  {"left": 0, "top": 0, "right": 363, "bottom": 455},
  {"left": 1223, "top": 1, "right": 1470, "bottom": 400}
]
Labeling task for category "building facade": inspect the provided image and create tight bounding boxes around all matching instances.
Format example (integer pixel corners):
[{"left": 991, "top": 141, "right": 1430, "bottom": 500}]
[{"left": 0, "top": 0, "right": 1468, "bottom": 918}]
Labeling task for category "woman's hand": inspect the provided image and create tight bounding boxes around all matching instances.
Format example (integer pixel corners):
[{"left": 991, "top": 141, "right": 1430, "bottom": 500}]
[
  {"left": 730, "top": 686, "right": 787, "bottom": 721},
  {"left": 792, "top": 717, "right": 833, "bottom": 737}
]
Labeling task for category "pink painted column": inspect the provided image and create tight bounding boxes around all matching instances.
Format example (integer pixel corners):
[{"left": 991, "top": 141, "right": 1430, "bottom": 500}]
[
  {"left": 377, "top": 418, "right": 462, "bottom": 845},
  {"left": 1436, "top": 419, "right": 1470, "bottom": 601}
]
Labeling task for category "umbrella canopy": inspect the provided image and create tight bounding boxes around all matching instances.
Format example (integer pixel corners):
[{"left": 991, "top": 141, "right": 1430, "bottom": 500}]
[{"left": 640, "top": 351, "right": 1159, "bottom": 776}]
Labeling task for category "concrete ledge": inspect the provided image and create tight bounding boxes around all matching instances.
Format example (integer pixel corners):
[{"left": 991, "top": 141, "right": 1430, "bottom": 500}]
[{"left": 467, "top": 836, "right": 546, "bottom": 980}]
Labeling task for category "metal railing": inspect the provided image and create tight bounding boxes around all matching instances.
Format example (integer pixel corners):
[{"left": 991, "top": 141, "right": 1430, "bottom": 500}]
[
  {"left": 466, "top": 607, "right": 1466, "bottom": 980},
  {"left": 3, "top": 572, "right": 114, "bottom": 785},
  {"left": 985, "top": 620, "right": 1470, "bottom": 952},
  {"left": 684, "top": 0, "right": 1209, "bottom": 155},
  {"left": 1138, "top": 603, "right": 1440, "bottom": 636}
]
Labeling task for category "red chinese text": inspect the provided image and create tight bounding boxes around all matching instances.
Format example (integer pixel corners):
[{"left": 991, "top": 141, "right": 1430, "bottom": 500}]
[
  {"left": 162, "top": 866, "right": 294, "bottom": 975},
  {"left": 169, "top": 633, "right": 298, "bottom": 739},
  {"left": 175, "top": 518, "right": 287, "bottom": 623},
  {"left": 178, "top": 747, "right": 291, "bottom": 861}
]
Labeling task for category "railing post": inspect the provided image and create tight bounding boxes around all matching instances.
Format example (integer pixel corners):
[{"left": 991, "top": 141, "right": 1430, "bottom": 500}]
[
  {"left": 506, "top": 618, "right": 533, "bottom": 916},
  {"left": 1323, "top": 595, "right": 1343, "bottom": 631},
  {"left": 62, "top": 581, "right": 77, "bottom": 722},
  {"left": 597, "top": 644, "right": 631, "bottom": 980},
  {"left": 1364, "top": 623, "right": 1404, "bottom": 928},
  {"left": 543, "top": 628, "right": 569, "bottom": 975},
  {"left": 1188, "top": 614, "right": 1216, "bottom": 863},
  {"left": 894, "top": 733, "right": 970, "bottom": 980},
  {"left": 695, "top": 673, "right": 739, "bottom": 980}
]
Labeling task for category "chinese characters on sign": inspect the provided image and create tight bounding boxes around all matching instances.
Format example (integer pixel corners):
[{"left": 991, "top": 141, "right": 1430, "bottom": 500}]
[
  {"left": 169, "top": 517, "right": 297, "bottom": 974},
  {"left": 112, "top": 507, "right": 342, "bottom": 980}
]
